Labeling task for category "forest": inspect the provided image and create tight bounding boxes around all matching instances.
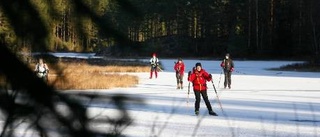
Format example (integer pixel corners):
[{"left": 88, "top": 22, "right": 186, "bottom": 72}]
[{"left": 1, "top": 0, "right": 320, "bottom": 59}]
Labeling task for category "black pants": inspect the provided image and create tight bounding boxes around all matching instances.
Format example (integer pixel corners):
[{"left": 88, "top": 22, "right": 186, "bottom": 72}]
[
  {"left": 224, "top": 70, "right": 232, "bottom": 88},
  {"left": 194, "top": 90, "right": 213, "bottom": 112}
]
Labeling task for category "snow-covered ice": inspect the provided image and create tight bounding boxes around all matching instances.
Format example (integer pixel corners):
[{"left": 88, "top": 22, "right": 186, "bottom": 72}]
[{"left": 86, "top": 59, "right": 320, "bottom": 137}]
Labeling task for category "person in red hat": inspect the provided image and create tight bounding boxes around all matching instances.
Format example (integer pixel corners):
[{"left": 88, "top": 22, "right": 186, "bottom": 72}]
[
  {"left": 174, "top": 58, "right": 185, "bottom": 89},
  {"left": 149, "top": 53, "right": 159, "bottom": 79},
  {"left": 188, "top": 62, "right": 217, "bottom": 116}
]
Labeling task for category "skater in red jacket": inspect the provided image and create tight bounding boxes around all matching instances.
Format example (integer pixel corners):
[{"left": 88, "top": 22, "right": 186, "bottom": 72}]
[
  {"left": 174, "top": 58, "right": 185, "bottom": 89},
  {"left": 188, "top": 62, "right": 217, "bottom": 116}
]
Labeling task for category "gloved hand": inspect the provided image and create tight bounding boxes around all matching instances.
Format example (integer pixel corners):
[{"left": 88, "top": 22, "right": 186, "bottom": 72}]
[
  {"left": 230, "top": 67, "right": 234, "bottom": 72},
  {"left": 209, "top": 74, "right": 212, "bottom": 78},
  {"left": 220, "top": 63, "right": 225, "bottom": 68}
]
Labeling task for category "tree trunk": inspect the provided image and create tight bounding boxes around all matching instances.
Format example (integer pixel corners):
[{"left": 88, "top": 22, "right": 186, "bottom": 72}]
[
  {"left": 255, "top": 0, "right": 259, "bottom": 50},
  {"left": 248, "top": 0, "right": 251, "bottom": 49}
]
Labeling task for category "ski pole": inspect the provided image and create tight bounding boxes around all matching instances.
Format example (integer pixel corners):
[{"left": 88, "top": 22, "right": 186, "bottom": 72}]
[
  {"left": 218, "top": 70, "right": 223, "bottom": 88},
  {"left": 211, "top": 80, "right": 224, "bottom": 113},
  {"left": 187, "top": 82, "right": 190, "bottom": 107},
  {"left": 187, "top": 70, "right": 192, "bottom": 108},
  {"left": 157, "top": 66, "right": 163, "bottom": 72}
]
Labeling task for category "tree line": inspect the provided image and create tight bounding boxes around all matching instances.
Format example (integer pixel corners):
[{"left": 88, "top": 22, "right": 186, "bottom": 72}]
[{"left": 1, "top": 0, "right": 320, "bottom": 59}]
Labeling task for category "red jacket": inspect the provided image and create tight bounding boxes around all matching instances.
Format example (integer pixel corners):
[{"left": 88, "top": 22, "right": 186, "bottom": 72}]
[
  {"left": 188, "top": 69, "right": 212, "bottom": 91},
  {"left": 174, "top": 62, "right": 185, "bottom": 76}
]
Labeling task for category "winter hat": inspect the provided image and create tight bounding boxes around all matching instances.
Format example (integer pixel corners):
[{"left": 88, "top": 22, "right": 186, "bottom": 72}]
[
  {"left": 195, "top": 62, "right": 202, "bottom": 67},
  {"left": 178, "top": 58, "right": 182, "bottom": 61},
  {"left": 152, "top": 53, "right": 156, "bottom": 56},
  {"left": 225, "top": 53, "right": 230, "bottom": 59}
]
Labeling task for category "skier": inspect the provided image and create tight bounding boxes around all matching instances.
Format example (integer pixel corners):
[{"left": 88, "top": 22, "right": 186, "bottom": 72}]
[
  {"left": 149, "top": 53, "right": 159, "bottom": 79},
  {"left": 34, "top": 58, "right": 49, "bottom": 82},
  {"left": 188, "top": 62, "right": 218, "bottom": 116},
  {"left": 220, "top": 53, "right": 234, "bottom": 89},
  {"left": 174, "top": 58, "right": 185, "bottom": 89}
]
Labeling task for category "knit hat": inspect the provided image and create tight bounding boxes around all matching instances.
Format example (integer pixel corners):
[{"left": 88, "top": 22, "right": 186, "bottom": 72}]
[
  {"left": 178, "top": 58, "right": 182, "bottom": 61},
  {"left": 152, "top": 53, "right": 156, "bottom": 56},
  {"left": 195, "top": 62, "right": 202, "bottom": 67}
]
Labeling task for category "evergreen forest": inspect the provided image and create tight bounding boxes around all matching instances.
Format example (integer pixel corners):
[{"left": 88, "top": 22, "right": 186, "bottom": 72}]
[{"left": 1, "top": 0, "right": 320, "bottom": 59}]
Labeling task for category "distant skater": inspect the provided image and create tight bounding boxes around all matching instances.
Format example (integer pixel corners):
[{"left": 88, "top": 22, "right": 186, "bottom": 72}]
[
  {"left": 220, "top": 53, "right": 234, "bottom": 89},
  {"left": 34, "top": 58, "right": 49, "bottom": 82},
  {"left": 149, "top": 53, "right": 159, "bottom": 79},
  {"left": 174, "top": 58, "right": 185, "bottom": 89}
]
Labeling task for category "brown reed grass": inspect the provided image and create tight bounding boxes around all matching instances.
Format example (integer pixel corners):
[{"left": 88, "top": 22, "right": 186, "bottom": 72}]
[
  {"left": 46, "top": 62, "right": 150, "bottom": 90},
  {"left": 48, "top": 73, "right": 139, "bottom": 90},
  {"left": 1, "top": 61, "right": 150, "bottom": 90}
]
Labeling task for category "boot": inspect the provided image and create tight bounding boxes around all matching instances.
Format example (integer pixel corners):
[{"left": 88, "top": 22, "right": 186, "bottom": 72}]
[
  {"left": 209, "top": 111, "right": 218, "bottom": 116},
  {"left": 195, "top": 111, "right": 199, "bottom": 116}
]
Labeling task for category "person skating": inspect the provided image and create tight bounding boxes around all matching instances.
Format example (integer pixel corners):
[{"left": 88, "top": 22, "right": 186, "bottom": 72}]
[
  {"left": 174, "top": 58, "right": 185, "bottom": 89},
  {"left": 34, "top": 58, "right": 49, "bottom": 82},
  {"left": 220, "top": 53, "right": 234, "bottom": 89},
  {"left": 149, "top": 53, "right": 159, "bottom": 79},
  {"left": 188, "top": 62, "right": 218, "bottom": 116}
]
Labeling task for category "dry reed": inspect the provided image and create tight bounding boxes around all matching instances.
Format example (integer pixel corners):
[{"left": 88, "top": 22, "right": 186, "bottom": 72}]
[
  {"left": 47, "top": 62, "right": 149, "bottom": 90},
  {"left": 0, "top": 62, "right": 150, "bottom": 90}
]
